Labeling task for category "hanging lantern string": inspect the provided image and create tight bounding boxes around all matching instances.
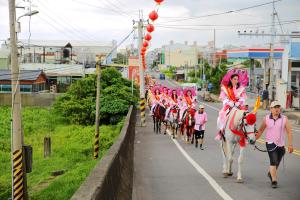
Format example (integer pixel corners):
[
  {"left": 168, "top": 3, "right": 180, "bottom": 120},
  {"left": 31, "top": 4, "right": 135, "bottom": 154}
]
[{"left": 141, "top": 0, "right": 163, "bottom": 58}]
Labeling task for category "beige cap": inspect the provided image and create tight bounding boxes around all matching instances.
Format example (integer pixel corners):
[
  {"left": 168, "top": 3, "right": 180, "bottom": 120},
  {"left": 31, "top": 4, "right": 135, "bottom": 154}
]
[
  {"left": 270, "top": 101, "right": 281, "bottom": 108},
  {"left": 199, "top": 105, "right": 204, "bottom": 109}
]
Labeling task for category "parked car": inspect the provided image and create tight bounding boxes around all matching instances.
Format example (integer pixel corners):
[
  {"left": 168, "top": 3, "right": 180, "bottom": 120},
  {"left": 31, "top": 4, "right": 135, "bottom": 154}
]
[{"left": 159, "top": 73, "right": 165, "bottom": 80}]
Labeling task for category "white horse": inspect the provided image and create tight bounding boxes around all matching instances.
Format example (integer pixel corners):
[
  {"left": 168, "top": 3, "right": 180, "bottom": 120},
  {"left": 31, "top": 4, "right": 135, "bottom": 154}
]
[
  {"left": 219, "top": 107, "right": 256, "bottom": 183},
  {"left": 166, "top": 106, "right": 180, "bottom": 139}
]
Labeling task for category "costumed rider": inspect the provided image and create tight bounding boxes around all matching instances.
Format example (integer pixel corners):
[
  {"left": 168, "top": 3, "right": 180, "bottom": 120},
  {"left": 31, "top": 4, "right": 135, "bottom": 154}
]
[
  {"left": 165, "top": 88, "right": 180, "bottom": 121},
  {"left": 216, "top": 69, "right": 248, "bottom": 138},
  {"left": 150, "top": 85, "right": 162, "bottom": 115}
]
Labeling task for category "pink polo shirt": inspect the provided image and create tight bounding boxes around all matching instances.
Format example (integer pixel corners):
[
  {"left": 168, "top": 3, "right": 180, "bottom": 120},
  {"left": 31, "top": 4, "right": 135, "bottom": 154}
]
[
  {"left": 265, "top": 114, "right": 287, "bottom": 147},
  {"left": 194, "top": 111, "right": 207, "bottom": 131}
]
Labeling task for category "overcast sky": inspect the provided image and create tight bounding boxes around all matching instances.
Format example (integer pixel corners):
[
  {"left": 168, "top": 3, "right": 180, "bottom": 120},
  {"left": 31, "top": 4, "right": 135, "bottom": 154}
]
[{"left": 0, "top": 0, "right": 300, "bottom": 49}]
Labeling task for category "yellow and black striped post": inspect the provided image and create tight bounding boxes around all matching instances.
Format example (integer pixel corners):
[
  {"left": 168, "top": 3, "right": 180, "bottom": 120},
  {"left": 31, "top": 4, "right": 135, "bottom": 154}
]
[
  {"left": 93, "top": 133, "right": 99, "bottom": 159},
  {"left": 94, "top": 63, "right": 101, "bottom": 159},
  {"left": 140, "top": 98, "right": 146, "bottom": 126},
  {"left": 13, "top": 149, "right": 24, "bottom": 200}
]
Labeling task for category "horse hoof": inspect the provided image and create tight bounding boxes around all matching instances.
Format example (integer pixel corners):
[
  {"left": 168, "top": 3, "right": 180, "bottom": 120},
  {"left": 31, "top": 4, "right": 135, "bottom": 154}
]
[
  {"left": 223, "top": 173, "right": 229, "bottom": 178},
  {"left": 228, "top": 172, "right": 233, "bottom": 176},
  {"left": 236, "top": 179, "right": 244, "bottom": 183}
]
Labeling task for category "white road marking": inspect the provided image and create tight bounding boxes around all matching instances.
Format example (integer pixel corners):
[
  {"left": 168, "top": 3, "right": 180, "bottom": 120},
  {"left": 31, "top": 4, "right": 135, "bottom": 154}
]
[{"left": 169, "top": 131, "right": 233, "bottom": 200}]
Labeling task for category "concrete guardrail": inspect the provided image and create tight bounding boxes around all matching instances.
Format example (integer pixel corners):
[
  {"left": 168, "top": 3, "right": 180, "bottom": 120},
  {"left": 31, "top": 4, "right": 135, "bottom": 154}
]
[{"left": 71, "top": 106, "right": 137, "bottom": 200}]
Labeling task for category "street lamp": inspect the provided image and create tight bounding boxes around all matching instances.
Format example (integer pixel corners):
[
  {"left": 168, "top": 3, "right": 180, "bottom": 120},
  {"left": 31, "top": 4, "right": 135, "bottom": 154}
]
[{"left": 16, "top": 10, "right": 39, "bottom": 33}]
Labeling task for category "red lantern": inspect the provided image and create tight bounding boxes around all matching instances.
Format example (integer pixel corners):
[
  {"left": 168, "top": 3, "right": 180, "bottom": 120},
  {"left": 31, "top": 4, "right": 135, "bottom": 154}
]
[
  {"left": 149, "top": 11, "right": 158, "bottom": 21},
  {"left": 147, "top": 24, "right": 155, "bottom": 33},
  {"left": 141, "top": 47, "right": 147, "bottom": 52},
  {"left": 154, "top": 0, "right": 164, "bottom": 4},
  {"left": 140, "top": 52, "right": 145, "bottom": 56},
  {"left": 143, "top": 41, "right": 149, "bottom": 47},
  {"left": 144, "top": 34, "right": 152, "bottom": 41}
]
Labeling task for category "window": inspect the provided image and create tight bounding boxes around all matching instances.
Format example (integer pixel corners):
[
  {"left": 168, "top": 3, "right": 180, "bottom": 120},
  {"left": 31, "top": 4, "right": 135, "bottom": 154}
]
[
  {"left": 0, "top": 84, "right": 12, "bottom": 92},
  {"left": 20, "top": 85, "right": 32, "bottom": 92}
]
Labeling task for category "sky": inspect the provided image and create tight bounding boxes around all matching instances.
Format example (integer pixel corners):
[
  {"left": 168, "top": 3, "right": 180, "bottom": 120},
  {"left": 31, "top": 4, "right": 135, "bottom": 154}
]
[{"left": 0, "top": 0, "right": 300, "bottom": 50}]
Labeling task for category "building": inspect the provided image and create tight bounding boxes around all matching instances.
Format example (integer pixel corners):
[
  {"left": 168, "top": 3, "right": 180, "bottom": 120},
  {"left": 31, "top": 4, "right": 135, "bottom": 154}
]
[
  {"left": 20, "top": 63, "right": 85, "bottom": 93},
  {"left": 282, "top": 31, "right": 300, "bottom": 108},
  {"left": 0, "top": 48, "right": 9, "bottom": 69},
  {"left": 1, "top": 39, "right": 117, "bottom": 66},
  {"left": 227, "top": 48, "right": 284, "bottom": 95},
  {"left": 0, "top": 70, "right": 46, "bottom": 93},
  {"left": 160, "top": 41, "right": 198, "bottom": 69}
]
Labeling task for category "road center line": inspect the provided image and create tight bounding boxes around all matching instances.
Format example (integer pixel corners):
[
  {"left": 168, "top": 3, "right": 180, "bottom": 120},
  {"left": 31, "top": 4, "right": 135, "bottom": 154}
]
[{"left": 170, "top": 135, "right": 234, "bottom": 200}]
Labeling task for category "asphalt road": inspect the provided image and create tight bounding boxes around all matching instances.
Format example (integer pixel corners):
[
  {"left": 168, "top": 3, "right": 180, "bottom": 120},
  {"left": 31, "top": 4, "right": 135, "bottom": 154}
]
[{"left": 132, "top": 74, "right": 300, "bottom": 200}]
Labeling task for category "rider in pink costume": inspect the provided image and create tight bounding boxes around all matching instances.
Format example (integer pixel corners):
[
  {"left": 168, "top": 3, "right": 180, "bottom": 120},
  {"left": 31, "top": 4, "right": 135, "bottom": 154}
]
[{"left": 216, "top": 69, "right": 248, "bottom": 139}]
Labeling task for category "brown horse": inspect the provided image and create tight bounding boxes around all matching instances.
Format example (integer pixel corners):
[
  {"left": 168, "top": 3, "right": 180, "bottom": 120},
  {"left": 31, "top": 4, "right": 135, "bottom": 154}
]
[
  {"left": 153, "top": 104, "right": 166, "bottom": 134},
  {"left": 180, "top": 107, "right": 196, "bottom": 142}
]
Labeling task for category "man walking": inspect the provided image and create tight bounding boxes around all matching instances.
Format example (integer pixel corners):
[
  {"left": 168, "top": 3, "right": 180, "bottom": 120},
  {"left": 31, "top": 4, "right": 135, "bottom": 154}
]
[
  {"left": 255, "top": 101, "right": 294, "bottom": 188},
  {"left": 194, "top": 105, "right": 208, "bottom": 150}
]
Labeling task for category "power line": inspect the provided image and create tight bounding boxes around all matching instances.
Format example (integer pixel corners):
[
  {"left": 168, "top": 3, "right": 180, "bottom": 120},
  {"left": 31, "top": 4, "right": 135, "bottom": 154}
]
[
  {"left": 156, "top": 20, "right": 299, "bottom": 27},
  {"left": 102, "top": 29, "right": 134, "bottom": 64},
  {"left": 35, "top": 15, "right": 85, "bottom": 41},
  {"left": 101, "top": 0, "right": 136, "bottom": 18},
  {"left": 38, "top": 0, "right": 99, "bottom": 41},
  {"left": 34, "top": 1, "right": 98, "bottom": 41},
  {"left": 160, "top": 0, "right": 282, "bottom": 23},
  {"left": 72, "top": 0, "right": 136, "bottom": 20},
  {"left": 155, "top": 20, "right": 298, "bottom": 31}
]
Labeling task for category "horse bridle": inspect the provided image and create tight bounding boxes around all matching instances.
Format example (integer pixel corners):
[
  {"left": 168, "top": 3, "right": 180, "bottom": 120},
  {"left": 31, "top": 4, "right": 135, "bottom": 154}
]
[{"left": 240, "top": 112, "right": 256, "bottom": 142}]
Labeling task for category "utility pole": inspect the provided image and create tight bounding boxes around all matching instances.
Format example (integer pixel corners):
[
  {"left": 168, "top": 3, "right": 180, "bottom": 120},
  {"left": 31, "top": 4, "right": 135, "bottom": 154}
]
[
  {"left": 213, "top": 29, "right": 216, "bottom": 68},
  {"left": 269, "top": 0, "right": 276, "bottom": 101},
  {"left": 8, "top": 0, "right": 25, "bottom": 200},
  {"left": 137, "top": 11, "right": 146, "bottom": 126},
  {"left": 238, "top": 0, "right": 300, "bottom": 101},
  {"left": 93, "top": 61, "right": 101, "bottom": 159}
]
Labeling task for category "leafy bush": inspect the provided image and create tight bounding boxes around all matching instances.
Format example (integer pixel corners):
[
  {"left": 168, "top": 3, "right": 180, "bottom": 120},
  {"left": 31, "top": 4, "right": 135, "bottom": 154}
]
[{"left": 53, "top": 67, "right": 138, "bottom": 125}]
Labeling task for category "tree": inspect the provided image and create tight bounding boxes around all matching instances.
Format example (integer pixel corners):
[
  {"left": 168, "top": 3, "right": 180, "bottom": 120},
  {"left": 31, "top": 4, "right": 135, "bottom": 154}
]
[
  {"left": 112, "top": 53, "right": 127, "bottom": 64},
  {"left": 53, "top": 67, "right": 138, "bottom": 125}
]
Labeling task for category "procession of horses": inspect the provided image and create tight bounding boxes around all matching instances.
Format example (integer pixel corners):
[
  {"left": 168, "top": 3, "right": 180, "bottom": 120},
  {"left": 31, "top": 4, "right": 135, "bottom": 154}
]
[{"left": 146, "top": 68, "right": 262, "bottom": 183}]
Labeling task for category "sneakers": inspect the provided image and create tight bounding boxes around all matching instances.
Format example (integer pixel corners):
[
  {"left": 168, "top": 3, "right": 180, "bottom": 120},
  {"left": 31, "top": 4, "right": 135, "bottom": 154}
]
[
  {"left": 268, "top": 172, "right": 278, "bottom": 188},
  {"left": 271, "top": 181, "right": 278, "bottom": 188}
]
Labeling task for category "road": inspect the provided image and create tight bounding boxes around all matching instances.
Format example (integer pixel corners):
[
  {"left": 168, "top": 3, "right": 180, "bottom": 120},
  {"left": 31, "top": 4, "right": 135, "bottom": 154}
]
[{"left": 132, "top": 75, "right": 300, "bottom": 200}]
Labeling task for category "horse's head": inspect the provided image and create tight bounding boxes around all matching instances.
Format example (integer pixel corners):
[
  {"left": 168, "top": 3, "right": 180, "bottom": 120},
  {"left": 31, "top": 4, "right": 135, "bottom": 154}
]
[{"left": 240, "top": 112, "right": 257, "bottom": 145}]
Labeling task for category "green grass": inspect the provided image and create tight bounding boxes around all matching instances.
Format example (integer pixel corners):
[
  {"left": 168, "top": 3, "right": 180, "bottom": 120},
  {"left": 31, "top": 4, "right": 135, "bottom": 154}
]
[{"left": 0, "top": 107, "right": 123, "bottom": 200}]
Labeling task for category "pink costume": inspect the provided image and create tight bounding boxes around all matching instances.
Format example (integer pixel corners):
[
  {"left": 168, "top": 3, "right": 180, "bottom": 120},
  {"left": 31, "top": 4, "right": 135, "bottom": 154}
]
[
  {"left": 194, "top": 111, "right": 208, "bottom": 131},
  {"left": 265, "top": 114, "right": 287, "bottom": 147},
  {"left": 150, "top": 86, "right": 162, "bottom": 114},
  {"left": 217, "top": 85, "right": 247, "bottom": 130}
]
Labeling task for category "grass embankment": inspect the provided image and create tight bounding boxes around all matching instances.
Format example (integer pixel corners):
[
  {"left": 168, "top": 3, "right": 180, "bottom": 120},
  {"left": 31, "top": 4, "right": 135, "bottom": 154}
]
[{"left": 0, "top": 107, "right": 123, "bottom": 200}]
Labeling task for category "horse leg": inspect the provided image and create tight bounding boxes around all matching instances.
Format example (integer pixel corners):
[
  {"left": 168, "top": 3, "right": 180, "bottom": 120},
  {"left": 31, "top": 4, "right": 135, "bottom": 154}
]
[
  {"left": 172, "top": 123, "right": 175, "bottom": 139},
  {"left": 220, "top": 141, "right": 228, "bottom": 176},
  {"left": 191, "top": 128, "right": 195, "bottom": 144},
  {"left": 164, "top": 121, "right": 167, "bottom": 135},
  {"left": 153, "top": 116, "right": 156, "bottom": 133},
  {"left": 158, "top": 120, "right": 161, "bottom": 134},
  {"left": 237, "top": 147, "right": 245, "bottom": 183},
  {"left": 224, "top": 141, "right": 233, "bottom": 178},
  {"left": 228, "top": 143, "right": 236, "bottom": 177}
]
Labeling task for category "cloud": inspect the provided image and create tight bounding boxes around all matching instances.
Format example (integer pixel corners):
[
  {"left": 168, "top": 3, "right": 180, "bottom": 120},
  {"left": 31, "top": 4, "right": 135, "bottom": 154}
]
[{"left": 0, "top": 0, "right": 300, "bottom": 49}]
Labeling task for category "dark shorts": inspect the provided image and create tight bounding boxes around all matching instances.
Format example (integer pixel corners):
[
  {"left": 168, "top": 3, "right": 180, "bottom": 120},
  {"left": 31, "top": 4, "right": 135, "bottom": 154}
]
[
  {"left": 266, "top": 143, "right": 285, "bottom": 166},
  {"left": 194, "top": 130, "right": 205, "bottom": 139}
]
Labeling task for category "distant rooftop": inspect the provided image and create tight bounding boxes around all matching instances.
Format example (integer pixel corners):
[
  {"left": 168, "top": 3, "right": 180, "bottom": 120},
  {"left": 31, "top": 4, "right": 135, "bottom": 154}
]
[
  {"left": 17, "top": 39, "right": 115, "bottom": 47},
  {"left": 0, "top": 70, "right": 44, "bottom": 81}
]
